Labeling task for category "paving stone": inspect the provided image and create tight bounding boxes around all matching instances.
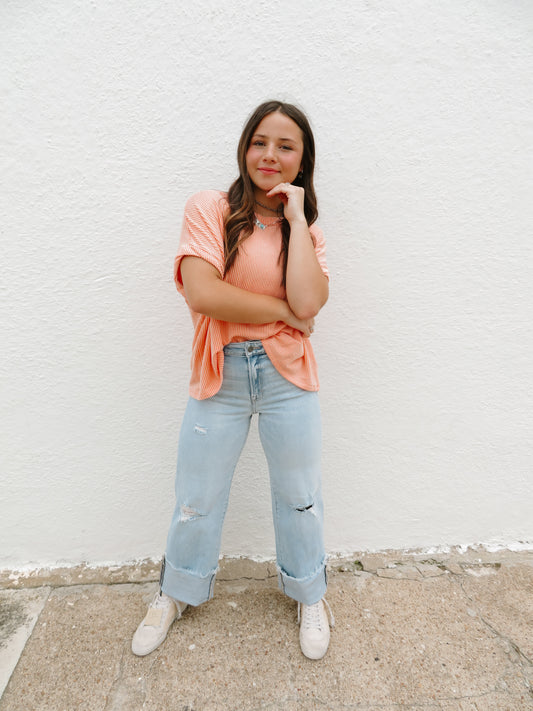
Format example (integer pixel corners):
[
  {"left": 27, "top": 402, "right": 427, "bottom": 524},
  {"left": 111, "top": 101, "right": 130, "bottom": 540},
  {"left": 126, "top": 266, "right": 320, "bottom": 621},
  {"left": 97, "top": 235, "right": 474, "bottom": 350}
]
[
  {"left": 357, "top": 553, "right": 393, "bottom": 573},
  {"left": 377, "top": 564, "right": 424, "bottom": 581},
  {"left": 400, "top": 565, "right": 424, "bottom": 580},
  {"left": 446, "top": 562, "right": 464, "bottom": 575},
  {"left": 217, "top": 558, "right": 276, "bottom": 581},
  {"left": 0, "top": 561, "right": 161, "bottom": 590},
  {"left": 377, "top": 567, "right": 405, "bottom": 579},
  {"left": 0, "top": 587, "right": 50, "bottom": 698},
  {"left": 416, "top": 563, "right": 447, "bottom": 577}
]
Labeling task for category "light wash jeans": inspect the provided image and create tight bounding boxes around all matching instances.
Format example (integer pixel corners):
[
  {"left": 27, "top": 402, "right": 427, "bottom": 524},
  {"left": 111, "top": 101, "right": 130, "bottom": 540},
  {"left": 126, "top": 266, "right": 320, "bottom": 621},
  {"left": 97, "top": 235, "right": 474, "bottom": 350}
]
[{"left": 161, "top": 340, "right": 327, "bottom": 606}]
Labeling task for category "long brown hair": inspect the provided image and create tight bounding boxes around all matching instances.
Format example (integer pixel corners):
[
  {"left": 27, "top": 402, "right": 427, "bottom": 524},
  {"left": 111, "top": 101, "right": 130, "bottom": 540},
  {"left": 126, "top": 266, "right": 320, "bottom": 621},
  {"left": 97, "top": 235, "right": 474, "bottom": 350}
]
[{"left": 224, "top": 101, "right": 318, "bottom": 287}]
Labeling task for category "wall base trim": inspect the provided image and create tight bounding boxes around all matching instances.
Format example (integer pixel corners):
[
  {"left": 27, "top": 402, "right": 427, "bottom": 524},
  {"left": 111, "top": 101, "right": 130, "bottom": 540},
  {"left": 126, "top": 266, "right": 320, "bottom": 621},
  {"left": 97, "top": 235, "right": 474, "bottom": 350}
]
[{"left": 2, "top": 546, "right": 532, "bottom": 590}]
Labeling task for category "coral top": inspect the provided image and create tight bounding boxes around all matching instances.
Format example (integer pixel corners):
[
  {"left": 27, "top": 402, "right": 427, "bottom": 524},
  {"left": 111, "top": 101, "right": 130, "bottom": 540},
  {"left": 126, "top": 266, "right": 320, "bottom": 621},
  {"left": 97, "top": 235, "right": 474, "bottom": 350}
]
[{"left": 174, "top": 190, "right": 329, "bottom": 400}]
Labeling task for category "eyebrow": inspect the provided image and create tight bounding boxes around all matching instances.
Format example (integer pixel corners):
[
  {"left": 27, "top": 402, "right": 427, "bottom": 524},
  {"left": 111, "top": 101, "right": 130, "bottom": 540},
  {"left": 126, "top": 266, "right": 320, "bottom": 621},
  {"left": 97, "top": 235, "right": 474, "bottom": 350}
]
[{"left": 253, "top": 133, "right": 298, "bottom": 143}]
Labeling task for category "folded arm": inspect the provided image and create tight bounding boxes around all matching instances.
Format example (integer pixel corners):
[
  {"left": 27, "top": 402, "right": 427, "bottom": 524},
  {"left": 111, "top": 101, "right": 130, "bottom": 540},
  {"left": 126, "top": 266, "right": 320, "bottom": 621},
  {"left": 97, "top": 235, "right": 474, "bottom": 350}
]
[{"left": 179, "top": 256, "right": 315, "bottom": 337}]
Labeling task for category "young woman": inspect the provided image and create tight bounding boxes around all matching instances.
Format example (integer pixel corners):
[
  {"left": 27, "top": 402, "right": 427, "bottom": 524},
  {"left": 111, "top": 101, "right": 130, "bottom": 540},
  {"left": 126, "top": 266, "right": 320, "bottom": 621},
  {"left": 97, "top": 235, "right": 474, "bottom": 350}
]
[{"left": 132, "top": 100, "right": 333, "bottom": 660}]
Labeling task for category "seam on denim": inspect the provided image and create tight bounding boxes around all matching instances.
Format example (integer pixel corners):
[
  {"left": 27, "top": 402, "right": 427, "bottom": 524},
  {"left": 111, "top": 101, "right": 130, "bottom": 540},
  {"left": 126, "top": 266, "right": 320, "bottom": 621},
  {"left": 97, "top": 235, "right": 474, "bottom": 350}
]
[
  {"left": 277, "top": 569, "right": 286, "bottom": 595},
  {"left": 272, "top": 493, "right": 288, "bottom": 566},
  {"left": 208, "top": 572, "right": 216, "bottom": 600},
  {"left": 159, "top": 554, "right": 166, "bottom": 590}
]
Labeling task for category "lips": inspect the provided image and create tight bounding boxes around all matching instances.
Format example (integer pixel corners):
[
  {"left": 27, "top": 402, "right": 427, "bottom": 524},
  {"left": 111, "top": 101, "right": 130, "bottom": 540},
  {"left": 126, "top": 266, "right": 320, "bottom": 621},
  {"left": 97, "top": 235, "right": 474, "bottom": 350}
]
[{"left": 258, "top": 168, "right": 279, "bottom": 175}]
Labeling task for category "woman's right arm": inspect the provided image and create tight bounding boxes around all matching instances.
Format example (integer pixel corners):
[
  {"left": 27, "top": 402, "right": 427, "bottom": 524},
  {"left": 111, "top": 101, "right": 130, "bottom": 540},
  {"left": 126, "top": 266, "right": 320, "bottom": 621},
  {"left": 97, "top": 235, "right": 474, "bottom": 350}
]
[{"left": 180, "top": 256, "right": 314, "bottom": 337}]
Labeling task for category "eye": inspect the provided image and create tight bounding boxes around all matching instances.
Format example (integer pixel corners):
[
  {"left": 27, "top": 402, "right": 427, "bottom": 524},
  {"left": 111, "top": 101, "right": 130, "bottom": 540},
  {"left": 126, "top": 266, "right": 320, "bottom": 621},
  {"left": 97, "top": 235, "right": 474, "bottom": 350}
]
[
  {"left": 281, "top": 145, "right": 293, "bottom": 151},
  {"left": 252, "top": 140, "right": 265, "bottom": 147}
]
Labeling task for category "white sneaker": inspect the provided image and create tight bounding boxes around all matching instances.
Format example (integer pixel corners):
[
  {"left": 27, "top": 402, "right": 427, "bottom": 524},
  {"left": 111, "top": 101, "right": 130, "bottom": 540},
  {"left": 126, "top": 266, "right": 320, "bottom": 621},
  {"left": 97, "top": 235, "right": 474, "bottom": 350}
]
[
  {"left": 131, "top": 590, "right": 187, "bottom": 656},
  {"left": 298, "top": 598, "right": 334, "bottom": 660}
]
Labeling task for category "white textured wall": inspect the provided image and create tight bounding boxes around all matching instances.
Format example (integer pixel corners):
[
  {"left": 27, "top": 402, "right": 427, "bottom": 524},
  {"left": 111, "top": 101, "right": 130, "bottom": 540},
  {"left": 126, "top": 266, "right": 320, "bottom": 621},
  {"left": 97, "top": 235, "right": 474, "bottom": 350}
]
[{"left": 1, "top": 1, "right": 532, "bottom": 569}]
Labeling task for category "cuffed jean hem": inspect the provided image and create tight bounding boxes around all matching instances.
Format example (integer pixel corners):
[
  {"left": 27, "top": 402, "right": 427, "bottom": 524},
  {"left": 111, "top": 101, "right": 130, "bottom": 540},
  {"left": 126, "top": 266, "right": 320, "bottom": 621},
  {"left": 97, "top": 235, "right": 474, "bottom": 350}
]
[
  {"left": 160, "top": 556, "right": 217, "bottom": 607},
  {"left": 277, "top": 560, "right": 328, "bottom": 605}
]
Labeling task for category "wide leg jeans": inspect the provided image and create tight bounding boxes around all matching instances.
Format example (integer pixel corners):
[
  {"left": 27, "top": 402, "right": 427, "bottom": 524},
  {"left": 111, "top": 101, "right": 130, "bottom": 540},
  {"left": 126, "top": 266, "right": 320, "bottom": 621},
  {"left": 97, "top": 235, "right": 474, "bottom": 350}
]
[{"left": 161, "top": 341, "right": 327, "bottom": 606}]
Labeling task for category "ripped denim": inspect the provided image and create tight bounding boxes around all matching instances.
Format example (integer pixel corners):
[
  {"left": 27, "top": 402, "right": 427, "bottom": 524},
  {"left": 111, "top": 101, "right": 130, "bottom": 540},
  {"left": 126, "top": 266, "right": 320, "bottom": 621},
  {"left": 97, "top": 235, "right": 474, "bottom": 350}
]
[{"left": 161, "top": 341, "right": 327, "bottom": 606}]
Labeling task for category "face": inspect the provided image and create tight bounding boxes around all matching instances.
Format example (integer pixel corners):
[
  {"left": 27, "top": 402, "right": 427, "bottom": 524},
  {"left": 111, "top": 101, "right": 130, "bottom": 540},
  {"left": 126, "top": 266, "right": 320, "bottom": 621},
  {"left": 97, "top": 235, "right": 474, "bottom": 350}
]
[{"left": 245, "top": 111, "right": 304, "bottom": 200}]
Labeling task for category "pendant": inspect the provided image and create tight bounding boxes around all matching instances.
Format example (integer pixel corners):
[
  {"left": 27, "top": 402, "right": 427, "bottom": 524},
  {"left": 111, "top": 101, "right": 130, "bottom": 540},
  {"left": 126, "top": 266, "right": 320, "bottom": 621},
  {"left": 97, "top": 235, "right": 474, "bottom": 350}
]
[{"left": 254, "top": 217, "right": 266, "bottom": 230}]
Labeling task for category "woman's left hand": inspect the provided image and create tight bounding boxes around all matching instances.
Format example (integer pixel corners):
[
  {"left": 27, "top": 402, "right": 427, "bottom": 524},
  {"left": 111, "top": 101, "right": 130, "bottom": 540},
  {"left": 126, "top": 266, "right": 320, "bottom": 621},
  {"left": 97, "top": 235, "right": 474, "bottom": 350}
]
[{"left": 266, "top": 183, "right": 306, "bottom": 225}]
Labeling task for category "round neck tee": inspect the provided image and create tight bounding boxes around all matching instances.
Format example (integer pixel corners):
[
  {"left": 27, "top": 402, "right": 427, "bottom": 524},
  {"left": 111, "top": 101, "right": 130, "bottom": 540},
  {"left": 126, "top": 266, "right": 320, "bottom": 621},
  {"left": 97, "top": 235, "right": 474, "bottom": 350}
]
[{"left": 174, "top": 190, "right": 329, "bottom": 400}]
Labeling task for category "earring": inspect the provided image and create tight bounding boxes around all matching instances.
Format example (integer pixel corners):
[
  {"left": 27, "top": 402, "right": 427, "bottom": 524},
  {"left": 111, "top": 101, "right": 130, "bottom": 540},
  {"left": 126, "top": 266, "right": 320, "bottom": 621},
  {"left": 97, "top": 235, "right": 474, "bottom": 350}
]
[{"left": 297, "top": 170, "right": 303, "bottom": 179}]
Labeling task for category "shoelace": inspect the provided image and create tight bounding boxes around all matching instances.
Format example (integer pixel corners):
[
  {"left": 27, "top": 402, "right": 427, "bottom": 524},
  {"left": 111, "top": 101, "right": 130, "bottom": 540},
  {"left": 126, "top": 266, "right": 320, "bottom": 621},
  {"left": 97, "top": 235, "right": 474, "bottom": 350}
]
[
  {"left": 154, "top": 591, "right": 187, "bottom": 617},
  {"left": 298, "top": 598, "right": 335, "bottom": 630},
  {"left": 153, "top": 592, "right": 172, "bottom": 610}
]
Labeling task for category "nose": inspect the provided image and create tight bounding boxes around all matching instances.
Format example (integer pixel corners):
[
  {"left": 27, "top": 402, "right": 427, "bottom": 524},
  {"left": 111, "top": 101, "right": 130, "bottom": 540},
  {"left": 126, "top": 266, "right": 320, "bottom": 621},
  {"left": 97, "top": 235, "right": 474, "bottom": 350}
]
[{"left": 264, "top": 143, "right": 275, "bottom": 161}]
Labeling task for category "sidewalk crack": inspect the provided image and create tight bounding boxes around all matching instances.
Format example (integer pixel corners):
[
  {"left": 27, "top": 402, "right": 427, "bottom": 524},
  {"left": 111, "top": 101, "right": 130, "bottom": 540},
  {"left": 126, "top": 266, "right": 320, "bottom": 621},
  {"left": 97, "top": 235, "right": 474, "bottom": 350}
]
[
  {"left": 457, "top": 576, "right": 533, "bottom": 700},
  {"left": 103, "top": 641, "right": 147, "bottom": 710}
]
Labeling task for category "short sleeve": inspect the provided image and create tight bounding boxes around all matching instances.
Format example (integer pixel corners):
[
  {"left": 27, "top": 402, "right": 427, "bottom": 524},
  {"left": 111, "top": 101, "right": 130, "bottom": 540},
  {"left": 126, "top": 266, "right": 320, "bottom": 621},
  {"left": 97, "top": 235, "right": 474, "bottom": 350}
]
[
  {"left": 174, "top": 190, "right": 228, "bottom": 294},
  {"left": 309, "top": 223, "right": 329, "bottom": 280}
]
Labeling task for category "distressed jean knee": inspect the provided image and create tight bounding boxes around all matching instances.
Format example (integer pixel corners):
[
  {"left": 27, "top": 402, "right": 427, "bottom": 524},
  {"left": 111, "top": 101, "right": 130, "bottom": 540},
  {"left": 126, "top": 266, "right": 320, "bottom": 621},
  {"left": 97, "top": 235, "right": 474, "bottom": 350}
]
[
  {"left": 292, "top": 501, "right": 319, "bottom": 517},
  {"left": 178, "top": 504, "right": 206, "bottom": 523}
]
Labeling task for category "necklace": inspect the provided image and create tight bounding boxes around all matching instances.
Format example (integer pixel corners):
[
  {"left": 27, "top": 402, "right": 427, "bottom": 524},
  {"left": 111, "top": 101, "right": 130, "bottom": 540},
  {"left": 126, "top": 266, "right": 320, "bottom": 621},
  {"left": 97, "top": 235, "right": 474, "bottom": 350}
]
[
  {"left": 254, "top": 216, "right": 282, "bottom": 230},
  {"left": 254, "top": 199, "right": 283, "bottom": 230},
  {"left": 255, "top": 199, "right": 282, "bottom": 214}
]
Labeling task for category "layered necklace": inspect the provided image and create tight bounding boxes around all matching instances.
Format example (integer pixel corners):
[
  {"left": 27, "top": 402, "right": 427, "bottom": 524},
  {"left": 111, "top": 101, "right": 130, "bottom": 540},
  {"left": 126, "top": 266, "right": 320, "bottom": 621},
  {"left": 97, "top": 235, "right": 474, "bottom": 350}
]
[{"left": 254, "top": 200, "right": 283, "bottom": 230}]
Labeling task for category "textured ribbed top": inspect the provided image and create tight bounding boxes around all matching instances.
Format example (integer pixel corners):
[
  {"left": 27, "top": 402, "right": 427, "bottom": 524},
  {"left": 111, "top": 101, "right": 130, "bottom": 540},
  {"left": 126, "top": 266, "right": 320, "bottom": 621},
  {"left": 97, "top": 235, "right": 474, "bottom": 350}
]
[{"left": 174, "top": 190, "right": 328, "bottom": 399}]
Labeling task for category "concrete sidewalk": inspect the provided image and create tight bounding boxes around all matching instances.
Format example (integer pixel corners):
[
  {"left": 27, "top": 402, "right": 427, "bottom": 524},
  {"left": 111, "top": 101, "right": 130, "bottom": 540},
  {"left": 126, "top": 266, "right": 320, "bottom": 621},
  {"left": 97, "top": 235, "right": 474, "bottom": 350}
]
[{"left": 1, "top": 551, "right": 532, "bottom": 710}]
